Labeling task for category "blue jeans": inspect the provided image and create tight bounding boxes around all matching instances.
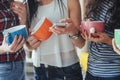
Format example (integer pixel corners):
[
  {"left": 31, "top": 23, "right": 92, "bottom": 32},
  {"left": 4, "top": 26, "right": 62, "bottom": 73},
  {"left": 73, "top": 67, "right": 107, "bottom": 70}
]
[
  {"left": 85, "top": 72, "right": 120, "bottom": 80},
  {"left": 0, "top": 60, "right": 25, "bottom": 80}
]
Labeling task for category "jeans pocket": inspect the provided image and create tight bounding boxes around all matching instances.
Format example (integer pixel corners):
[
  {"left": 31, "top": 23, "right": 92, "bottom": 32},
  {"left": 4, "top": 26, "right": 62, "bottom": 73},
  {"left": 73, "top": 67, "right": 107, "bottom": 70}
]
[{"left": 0, "top": 62, "right": 13, "bottom": 76}]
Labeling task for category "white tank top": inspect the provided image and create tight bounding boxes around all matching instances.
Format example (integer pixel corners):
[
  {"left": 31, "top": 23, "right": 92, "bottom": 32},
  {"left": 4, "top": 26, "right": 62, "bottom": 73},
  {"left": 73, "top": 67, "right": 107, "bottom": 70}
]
[{"left": 31, "top": 0, "right": 78, "bottom": 67}]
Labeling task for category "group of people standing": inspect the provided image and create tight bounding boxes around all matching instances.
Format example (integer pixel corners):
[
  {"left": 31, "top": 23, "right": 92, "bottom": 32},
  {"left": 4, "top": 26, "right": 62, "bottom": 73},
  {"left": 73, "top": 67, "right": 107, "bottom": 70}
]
[{"left": 0, "top": 0, "right": 120, "bottom": 80}]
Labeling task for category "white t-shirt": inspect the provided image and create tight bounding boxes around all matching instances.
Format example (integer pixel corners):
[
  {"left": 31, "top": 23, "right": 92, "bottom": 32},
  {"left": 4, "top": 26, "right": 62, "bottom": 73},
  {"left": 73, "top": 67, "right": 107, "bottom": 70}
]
[{"left": 31, "top": 0, "right": 78, "bottom": 67}]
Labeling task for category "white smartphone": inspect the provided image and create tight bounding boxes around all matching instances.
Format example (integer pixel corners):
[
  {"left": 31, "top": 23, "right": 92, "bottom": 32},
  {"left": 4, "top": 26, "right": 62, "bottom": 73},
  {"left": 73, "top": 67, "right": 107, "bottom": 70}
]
[
  {"left": 14, "top": 0, "right": 25, "bottom": 3},
  {"left": 53, "top": 23, "right": 67, "bottom": 28}
]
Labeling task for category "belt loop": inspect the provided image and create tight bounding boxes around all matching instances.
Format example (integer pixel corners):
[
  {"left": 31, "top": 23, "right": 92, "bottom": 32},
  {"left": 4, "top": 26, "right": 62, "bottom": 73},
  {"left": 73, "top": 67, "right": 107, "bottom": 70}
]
[{"left": 7, "top": 52, "right": 9, "bottom": 61}]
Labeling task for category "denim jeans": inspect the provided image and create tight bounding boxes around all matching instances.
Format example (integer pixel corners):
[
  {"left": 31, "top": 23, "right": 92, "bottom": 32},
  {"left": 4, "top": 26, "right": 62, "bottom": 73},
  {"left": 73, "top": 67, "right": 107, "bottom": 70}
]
[
  {"left": 85, "top": 72, "right": 120, "bottom": 80},
  {"left": 48, "top": 62, "right": 83, "bottom": 80},
  {"left": 34, "top": 63, "right": 83, "bottom": 80},
  {"left": 34, "top": 64, "right": 48, "bottom": 80},
  {"left": 0, "top": 60, "right": 25, "bottom": 80}
]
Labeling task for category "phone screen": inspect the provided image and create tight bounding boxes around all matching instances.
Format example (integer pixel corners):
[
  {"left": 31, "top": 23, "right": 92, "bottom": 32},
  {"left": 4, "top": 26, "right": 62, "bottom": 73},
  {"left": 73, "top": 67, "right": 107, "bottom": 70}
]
[{"left": 53, "top": 23, "right": 67, "bottom": 28}]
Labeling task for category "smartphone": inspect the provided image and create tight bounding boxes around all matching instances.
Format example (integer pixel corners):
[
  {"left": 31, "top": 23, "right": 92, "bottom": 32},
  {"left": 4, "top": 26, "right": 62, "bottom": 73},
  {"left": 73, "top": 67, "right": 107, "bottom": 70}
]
[
  {"left": 14, "top": 0, "right": 25, "bottom": 3},
  {"left": 53, "top": 23, "right": 67, "bottom": 28}
]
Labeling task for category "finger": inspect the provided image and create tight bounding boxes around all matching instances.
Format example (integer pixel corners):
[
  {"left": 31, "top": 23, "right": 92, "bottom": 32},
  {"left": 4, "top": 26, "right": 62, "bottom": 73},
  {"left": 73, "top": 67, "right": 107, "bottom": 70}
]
[
  {"left": 12, "top": 2, "right": 26, "bottom": 9},
  {"left": 88, "top": 32, "right": 92, "bottom": 39},
  {"left": 12, "top": 7, "right": 26, "bottom": 16},
  {"left": 81, "top": 33, "right": 85, "bottom": 39},
  {"left": 32, "top": 41, "right": 41, "bottom": 49},
  {"left": 30, "top": 39, "right": 38, "bottom": 45},
  {"left": 17, "top": 35, "right": 23, "bottom": 43},
  {"left": 112, "top": 39, "right": 118, "bottom": 50},
  {"left": 28, "top": 36, "right": 35, "bottom": 42},
  {"left": 28, "top": 38, "right": 37, "bottom": 46},
  {"left": 11, "top": 35, "right": 25, "bottom": 52},
  {"left": 115, "top": 50, "right": 120, "bottom": 55},
  {"left": 29, "top": 28, "right": 33, "bottom": 33},
  {"left": 50, "top": 28, "right": 62, "bottom": 35},
  {"left": 49, "top": 27, "right": 53, "bottom": 32},
  {"left": 83, "top": 30, "right": 89, "bottom": 40},
  {"left": 15, "top": 37, "right": 25, "bottom": 52},
  {"left": 9, "top": 35, "right": 18, "bottom": 52},
  {"left": 60, "top": 18, "right": 72, "bottom": 23},
  {"left": 54, "top": 27, "right": 66, "bottom": 32},
  {"left": 112, "top": 41, "right": 120, "bottom": 54},
  {"left": 3, "top": 33, "right": 9, "bottom": 44}
]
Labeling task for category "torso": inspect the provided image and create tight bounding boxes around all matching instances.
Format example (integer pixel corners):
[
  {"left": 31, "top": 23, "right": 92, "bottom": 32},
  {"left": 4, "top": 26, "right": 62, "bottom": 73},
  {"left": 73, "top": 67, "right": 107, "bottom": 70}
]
[
  {"left": 31, "top": 0, "right": 78, "bottom": 67},
  {"left": 0, "top": 0, "right": 25, "bottom": 62},
  {"left": 88, "top": 0, "right": 120, "bottom": 77}
]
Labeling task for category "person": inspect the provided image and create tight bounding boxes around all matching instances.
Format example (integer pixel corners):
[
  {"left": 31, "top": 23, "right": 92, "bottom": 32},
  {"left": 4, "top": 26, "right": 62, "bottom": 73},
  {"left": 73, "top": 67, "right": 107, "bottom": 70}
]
[
  {"left": 50, "top": 0, "right": 120, "bottom": 80},
  {"left": 26, "top": 0, "right": 83, "bottom": 80},
  {"left": 0, "top": 0, "right": 27, "bottom": 80},
  {"left": 112, "top": 39, "right": 120, "bottom": 54}
]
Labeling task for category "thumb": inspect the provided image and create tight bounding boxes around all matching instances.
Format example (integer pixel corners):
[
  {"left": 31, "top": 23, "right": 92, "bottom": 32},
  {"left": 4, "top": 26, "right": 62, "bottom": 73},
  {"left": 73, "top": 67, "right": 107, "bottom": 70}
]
[
  {"left": 3, "top": 33, "right": 9, "bottom": 44},
  {"left": 60, "top": 18, "right": 72, "bottom": 23},
  {"left": 29, "top": 28, "right": 33, "bottom": 34}
]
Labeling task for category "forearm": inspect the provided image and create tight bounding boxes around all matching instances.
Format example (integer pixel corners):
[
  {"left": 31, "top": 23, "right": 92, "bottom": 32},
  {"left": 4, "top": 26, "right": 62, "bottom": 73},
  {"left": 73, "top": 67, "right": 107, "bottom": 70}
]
[
  {"left": 68, "top": 30, "right": 85, "bottom": 48},
  {"left": 0, "top": 46, "right": 5, "bottom": 54},
  {"left": 71, "top": 36, "right": 85, "bottom": 49},
  {"left": 20, "top": 18, "right": 27, "bottom": 25}
]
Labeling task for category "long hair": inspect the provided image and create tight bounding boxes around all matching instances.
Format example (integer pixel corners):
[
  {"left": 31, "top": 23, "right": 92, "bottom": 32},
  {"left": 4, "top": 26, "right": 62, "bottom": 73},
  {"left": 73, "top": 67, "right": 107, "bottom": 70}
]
[
  {"left": 28, "top": 0, "right": 65, "bottom": 23},
  {"left": 85, "top": 0, "right": 101, "bottom": 19},
  {"left": 85, "top": 0, "right": 120, "bottom": 29},
  {"left": 28, "top": 0, "right": 39, "bottom": 22}
]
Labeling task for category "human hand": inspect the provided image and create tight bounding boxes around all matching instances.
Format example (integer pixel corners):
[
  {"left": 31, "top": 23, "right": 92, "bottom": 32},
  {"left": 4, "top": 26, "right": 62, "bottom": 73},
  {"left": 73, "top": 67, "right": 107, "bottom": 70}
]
[
  {"left": 112, "top": 39, "right": 120, "bottom": 54},
  {"left": 0, "top": 34, "right": 25, "bottom": 53},
  {"left": 27, "top": 36, "right": 41, "bottom": 50},
  {"left": 25, "top": 28, "right": 41, "bottom": 50},
  {"left": 82, "top": 31, "right": 112, "bottom": 45},
  {"left": 49, "top": 18, "right": 80, "bottom": 36},
  {"left": 11, "top": 1, "right": 27, "bottom": 25}
]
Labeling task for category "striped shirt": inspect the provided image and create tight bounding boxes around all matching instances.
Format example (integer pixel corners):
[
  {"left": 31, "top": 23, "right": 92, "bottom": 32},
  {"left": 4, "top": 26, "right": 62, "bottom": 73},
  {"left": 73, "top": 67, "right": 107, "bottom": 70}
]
[
  {"left": 0, "top": 0, "right": 25, "bottom": 62},
  {"left": 88, "top": 0, "right": 120, "bottom": 77}
]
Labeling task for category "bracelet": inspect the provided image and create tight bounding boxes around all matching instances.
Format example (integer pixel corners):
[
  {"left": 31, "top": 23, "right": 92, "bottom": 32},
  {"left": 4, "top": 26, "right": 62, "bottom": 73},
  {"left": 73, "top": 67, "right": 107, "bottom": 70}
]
[{"left": 69, "top": 31, "right": 80, "bottom": 40}]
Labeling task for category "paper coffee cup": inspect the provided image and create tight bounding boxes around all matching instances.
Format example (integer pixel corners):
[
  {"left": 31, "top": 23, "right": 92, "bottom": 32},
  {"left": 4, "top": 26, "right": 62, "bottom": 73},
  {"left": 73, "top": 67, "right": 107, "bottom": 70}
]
[
  {"left": 14, "top": 0, "right": 24, "bottom": 2},
  {"left": 81, "top": 21, "right": 104, "bottom": 37},
  {"left": 114, "top": 29, "right": 120, "bottom": 47},
  {"left": 31, "top": 17, "right": 53, "bottom": 41},
  {"left": 3, "top": 25, "right": 28, "bottom": 45}
]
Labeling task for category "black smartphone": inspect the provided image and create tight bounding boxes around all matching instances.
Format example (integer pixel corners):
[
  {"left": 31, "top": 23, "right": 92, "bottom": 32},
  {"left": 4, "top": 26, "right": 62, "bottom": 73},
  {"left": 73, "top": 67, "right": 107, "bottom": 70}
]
[{"left": 53, "top": 23, "right": 67, "bottom": 28}]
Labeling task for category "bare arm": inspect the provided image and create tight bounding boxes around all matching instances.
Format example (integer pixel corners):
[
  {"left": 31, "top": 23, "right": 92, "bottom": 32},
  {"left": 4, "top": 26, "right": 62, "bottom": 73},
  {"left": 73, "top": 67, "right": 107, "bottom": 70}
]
[
  {"left": 0, "top": 46, "right": 5, "bottom": 54},
  {"left": 49, "top": 0, "right": 85, "bottom": 48},
  {"left": 68, "top": 0, "right": 85, "bottom": 48},
  {"left": 68, "top": 0, "right": 81, "bottom": 27}
]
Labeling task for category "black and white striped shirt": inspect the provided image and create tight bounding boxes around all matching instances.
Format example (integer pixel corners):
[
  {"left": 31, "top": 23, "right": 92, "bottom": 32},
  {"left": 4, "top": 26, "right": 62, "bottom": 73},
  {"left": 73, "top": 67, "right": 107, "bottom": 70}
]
[{"left": 88, "top": 0, "right": 120, "bottom": 77}]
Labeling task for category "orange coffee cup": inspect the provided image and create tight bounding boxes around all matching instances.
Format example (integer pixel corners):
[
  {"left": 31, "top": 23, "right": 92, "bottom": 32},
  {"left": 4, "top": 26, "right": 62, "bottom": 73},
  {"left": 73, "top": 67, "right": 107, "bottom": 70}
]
[{"left": 31, "top": 17, "right": 53, "bottom": 41}]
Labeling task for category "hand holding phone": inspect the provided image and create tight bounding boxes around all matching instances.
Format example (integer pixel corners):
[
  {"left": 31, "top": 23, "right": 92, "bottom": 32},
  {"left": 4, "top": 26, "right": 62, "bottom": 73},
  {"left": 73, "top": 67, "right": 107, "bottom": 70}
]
[{"left": 53, "top": 23, "right": 67, "bottom": 28}]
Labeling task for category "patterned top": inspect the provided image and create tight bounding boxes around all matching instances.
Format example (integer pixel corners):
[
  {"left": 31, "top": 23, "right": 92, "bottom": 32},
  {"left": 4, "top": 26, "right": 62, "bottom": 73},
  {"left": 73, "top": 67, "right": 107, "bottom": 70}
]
[
  {"left": 0, "top": 0, "right": 25, "bottom": 62},
  {"left": 87, "top": 0, "right": 120, "bottom": 77}
]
